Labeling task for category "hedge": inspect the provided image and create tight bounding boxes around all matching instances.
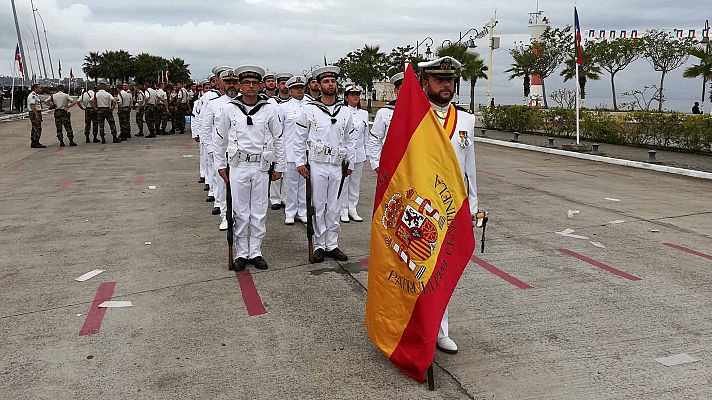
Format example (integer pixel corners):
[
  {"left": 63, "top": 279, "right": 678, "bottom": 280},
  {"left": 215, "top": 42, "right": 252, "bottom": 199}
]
[{"left": 481, "top": 105, "right": 712, "bottom": 152}]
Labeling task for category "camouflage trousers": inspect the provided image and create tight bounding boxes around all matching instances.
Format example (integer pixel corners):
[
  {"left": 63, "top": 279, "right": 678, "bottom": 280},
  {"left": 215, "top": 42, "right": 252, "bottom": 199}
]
[
  {"left": 135, "top": 106, "right": 145, "bottom": 134},
  {"left": 54, "top": 109, "right": 74, "bottom": 141},
  {"left": 29, "top": 111, "right": 42, "bottom": 143},
  {"left": 174, "top": 103, "right": 189, "bottom": 134},
  {"left": 118, "top": 107, "right": 131, "bottom": 138},
  {"left": 96, "top": 108, "right": 118, "bottom": 138},
  {"left": 84, "top": 108, "right": 98, "bottom": 138},
  {"left": 155, "top": 106, "right": 167, "bottom": 134},
  {"left": 144, "top": 104, "right": 156, "bottom": 135}
]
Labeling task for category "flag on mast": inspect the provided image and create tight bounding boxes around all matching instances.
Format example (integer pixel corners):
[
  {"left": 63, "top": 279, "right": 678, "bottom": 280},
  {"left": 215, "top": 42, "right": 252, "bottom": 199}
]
[
  {"left": 58, "top": 59, "right": 62, "bottom": 78},
  {"left": 15, "top": 44, "right": 23, "bottom": 74},
  {"left": 574, "top": 7, "right": 583, "bottom": 65},
  {"left": 365, "top": 64, "right": 475, "bottom": 383},
  {"left": 70, "top": 68, "right": 75, "bottom": 81}
]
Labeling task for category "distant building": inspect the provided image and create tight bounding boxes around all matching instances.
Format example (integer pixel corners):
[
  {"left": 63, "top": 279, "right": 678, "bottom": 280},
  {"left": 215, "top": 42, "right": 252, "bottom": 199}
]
[{"left": 373, "top": 80, "right": 396, "bottom": 102}]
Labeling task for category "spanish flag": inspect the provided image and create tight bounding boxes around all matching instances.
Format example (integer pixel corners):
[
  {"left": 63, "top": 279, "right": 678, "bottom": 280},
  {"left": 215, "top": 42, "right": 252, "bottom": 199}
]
[{"left": 366, "top": 65, "right": 475, "bottom": 382}]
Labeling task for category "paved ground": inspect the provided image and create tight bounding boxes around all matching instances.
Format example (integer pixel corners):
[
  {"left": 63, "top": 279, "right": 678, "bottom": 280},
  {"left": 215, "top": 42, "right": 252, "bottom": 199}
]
[{"left": 1, "top": 111, "right": 712, "bottom": 399}]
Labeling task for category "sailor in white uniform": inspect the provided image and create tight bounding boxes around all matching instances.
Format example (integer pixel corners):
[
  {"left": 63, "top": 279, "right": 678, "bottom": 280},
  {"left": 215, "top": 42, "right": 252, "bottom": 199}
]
[
  {"left": 338, "top": 85, "right": 368, "bottom": 223},
  {"left": 198, "top": 66, "right": 231, "bottom": 200},
  {"left": 366, "top": 72, "right": 403, "bottom": 172},
  {"left": 215, "top": 65, "right": 286, "bottom": 271},
  {"left": 294, "top": 66, "right": 356, "bottom": 263}
]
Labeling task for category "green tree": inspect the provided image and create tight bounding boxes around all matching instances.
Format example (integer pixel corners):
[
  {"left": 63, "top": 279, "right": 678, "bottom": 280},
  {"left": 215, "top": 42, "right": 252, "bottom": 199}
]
[
  {"left": 683, "top": 45, "right": 712, "bottom": 103},
  {"left": 82, "top": 51, "right": 103, "bottom": 84},
  {"left": 336, "top": 45, "right": 388, "bottom": 111},
  {"left": 505, "top": 45, "right": 537, "bottom": 100},
  {"left": 436, "top": 44, "right": 487, "bottom": 110},
  {"left": 133, "top": 53, "right": 169, "bottom": 84},
  {"left": 530, "top": 26, "right": 573, "bottom": 108},
  {"left": 642, "top": 30, "right": 695, "bottom": 111},
  {"left": 385, "top": 45, "right": 425, "bottom": 77},
  {"left": 166, "top": 57, "right": 191, "bottom": 83},
  {"left": 591, "top": 38, "right": 642, "bottom": 111},
  {"left": 561, "top": 41, "right": 601, "bottom": 100}
]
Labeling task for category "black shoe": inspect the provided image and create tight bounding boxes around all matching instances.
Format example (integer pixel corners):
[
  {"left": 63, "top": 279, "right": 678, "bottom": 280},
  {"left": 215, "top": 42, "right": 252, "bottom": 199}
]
[
  {"left": 198, "top": 177, "right": 205, "bottom": 183},
  {"left": 313, "top": 248, "right": 325, "bottom": 263},
  {"left": 59, "top": 140, "right": 65, "bottom": 147},
  {"left": 326, "top": 248, "right": 348, "bottom": 262},
  {"left": 230, "top": 257, "right": 247, "bottom": 272},
  {"left": 93, "top": 137, "right": 101, "bottom": 143},
  {"left": 204, "top": 184, "right": 210, "bottom": 191},
  {"left": 85, "top": 135, "right": 90, "bottom": 143},
  {"left": 206, "top": 196, "right": 215, "bottom": 202},
  {"left": 113, "top": 137, "right": 122, "bottom": 143},
  {"left": 120, "top": 137, "right": 127, "bottom": 142},
  {"left": 136, "top": 133, "right": 144, "bottom": 137},
  {"left": 251, "top": 256, "right": 268, "bottom": 270},
  {"left": 211, "top": 207, "right": 220, "bottom": 215},
  {"left": 101, "top": 138, "right": 107, "bottom": 144},
  {"left": 146, "top": 134, "right": 156, "bottom": 138},
  {"left": 270, "top": 204, "right": 281, "bottom": 210},
  {"left": 30, "top": 143, "right": 47, "bottom": 149},
  {"left": 69, "top": 141, "right": 77, "bottom": 147}
]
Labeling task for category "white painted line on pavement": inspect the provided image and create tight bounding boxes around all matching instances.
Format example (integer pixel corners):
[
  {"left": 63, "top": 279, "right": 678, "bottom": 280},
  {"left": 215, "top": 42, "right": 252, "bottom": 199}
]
[
  {"left": 75, "top": 269, "right": 105, "bottom": 282},
  {"left": 98, "top": 301, "right": 133, "bottom": 308},
  {"left": 656, "top": 353, "right": 700, "bottom": 367},
  {"left": 475, "top": 137, "right": 712, "bottom": 180}
]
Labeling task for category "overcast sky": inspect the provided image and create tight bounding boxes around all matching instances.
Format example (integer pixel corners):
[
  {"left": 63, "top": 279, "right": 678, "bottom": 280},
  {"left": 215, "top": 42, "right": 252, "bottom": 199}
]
[{"left": 1, "top": 0, "right": 709, "bottom": 110}]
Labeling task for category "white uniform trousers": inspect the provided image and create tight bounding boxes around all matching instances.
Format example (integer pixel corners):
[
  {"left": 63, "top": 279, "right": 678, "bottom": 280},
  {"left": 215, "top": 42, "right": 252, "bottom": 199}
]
[
  {"left": 211, "top": 152, "right": 227, "bottom": 217},
  {"left": 310, "top": 162, "right": 342, "bottom": 251},
  {"left": 439, "top": 308, "right": 449, "bottom": 339},
  {"left": 269, "top": 176, "right": 284, "bottom": 205},
  {"left": 338, "top": 161, "right": 364, "bottom": 214},
  {"left": 284, "top": 162, "right": 307, "bottom": 219},
  {"left": 230, "top": 163, "right": 268, "bottom": 259},
  {"left": 199, "top": 140, "right": 207, "bottom": 179},
  {"left": 204, "top": 143, "right": 216, "bottom": 197}
]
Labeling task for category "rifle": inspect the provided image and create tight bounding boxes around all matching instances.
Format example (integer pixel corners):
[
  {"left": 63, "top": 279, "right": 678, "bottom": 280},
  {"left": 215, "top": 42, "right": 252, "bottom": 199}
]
[
  {"left": 337, "top": 160, "right": 348, "bottom": 198},
  {"left": 267, "top": 162, "right": 276, "bottom": 194},
  {"left": 225, "top": 159, "right": 234, "bottom": 269},
  {"left": 305, "top": 158, "right": 315, "bottom": 263},
  {"left": 475, "top": 211, "right": 488, "bottom": 253}
]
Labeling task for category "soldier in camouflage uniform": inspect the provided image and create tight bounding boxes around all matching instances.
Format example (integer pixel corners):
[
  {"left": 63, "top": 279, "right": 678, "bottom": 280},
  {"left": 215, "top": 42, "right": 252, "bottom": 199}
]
[
  {"left": 92, "top": 83, "right": 121, "bottom": 144},
  {"left": 78, "top": 85, "right": 99, "bottom": 143},
  {"left": 144, "top": 82, "right": 157, "bottom": 138},
  {"left": 174, "top": 82, "right": 189, "bottom": 134},
  {"left": 155, "top": 82, "right": 169, "bottom": 135},
  {"left": 118, "top": 83, "right": 133, "bottom": 139},
  {"left": 44, "top": 85, "right": 78, "bottom": 147},
  {"left": 133, "top": 83, "right": 146, "bottom": 137},
  {"left": 28, "top": 84, "right": 46, "bottom": 148}
]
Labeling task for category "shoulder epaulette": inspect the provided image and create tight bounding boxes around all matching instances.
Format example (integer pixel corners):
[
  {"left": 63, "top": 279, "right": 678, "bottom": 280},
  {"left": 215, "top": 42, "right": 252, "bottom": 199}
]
[{"left": 454, "top": 105, "right": 473, "bottom": 114}]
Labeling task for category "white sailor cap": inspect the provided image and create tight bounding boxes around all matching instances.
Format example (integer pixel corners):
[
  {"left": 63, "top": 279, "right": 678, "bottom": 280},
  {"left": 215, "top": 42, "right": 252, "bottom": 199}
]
[
  {"left": 262, "top": 71, "right": 276, "bottom": 81},
  {"left": 275, "top": 72, "right": 294, "bottom": 82},
  {"left": 313, "top": 66, "right": 340, "bottom": 82},
  {"left": 389, "top": 72, "right": 405, "bottom": 87},
  {"left": 219, "top": 69, "right": 240, "bottom": 81},
  {"left": 343, "top": 84, "right": 361, "bottom": 94},
  {"left": 286, "top": 75, "right": 306, "bottom": 88},
  {"left": 417, "top": 56, "right": 462, "bottom": 76},
  {"left": 235, "top": 65, "right": 266, "bottom": 81},
  {"left": 306, "top": 71, "right": 316, "bottom": 82},
  {"left": 211, "top": 65, "right": 232, "bottom": 77}
]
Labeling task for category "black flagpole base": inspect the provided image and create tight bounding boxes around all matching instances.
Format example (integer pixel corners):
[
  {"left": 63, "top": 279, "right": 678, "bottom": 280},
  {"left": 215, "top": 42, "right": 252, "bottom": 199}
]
[{"left": 427, "top": 364, "right": 435, "bottom": 391}]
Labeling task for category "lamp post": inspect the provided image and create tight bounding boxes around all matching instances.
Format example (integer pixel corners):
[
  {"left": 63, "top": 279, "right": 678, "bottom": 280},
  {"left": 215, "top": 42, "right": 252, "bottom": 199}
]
[
  {"left": 442, "top": 27, "right": 487, "bottom": 49},
  {"left": 36, "top": 10, "right": 55, "bottom": 80},
  {"left": 30, "top": 0, "right": 48, "bottom": 79},
  {"left": 486, "top": 15, "right": 500, "bottom": 107},
  {"left": 302, "top": 65, "right": 322, "bottom": 76},
  {"left": 414, "top": 37, "right": 434, "bottom": 60}
]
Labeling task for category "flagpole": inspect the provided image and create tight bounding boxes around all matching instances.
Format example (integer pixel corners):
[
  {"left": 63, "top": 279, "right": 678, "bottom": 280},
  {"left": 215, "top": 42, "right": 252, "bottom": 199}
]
[
  {"left": 11, "top": 61, "right": 16, "bottom": 112},
  {"left": 574, "top": 1, "right": 581, "bottom": 145}
]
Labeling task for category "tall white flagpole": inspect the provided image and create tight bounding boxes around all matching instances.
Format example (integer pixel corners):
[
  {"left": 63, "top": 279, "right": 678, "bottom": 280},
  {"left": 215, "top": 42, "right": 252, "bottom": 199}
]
[
  {"left": 11, "top": 61, "right": 17, "bottom": 112},
  {"left": 575, "top": 2, "right": 581, "bottom": 145}
]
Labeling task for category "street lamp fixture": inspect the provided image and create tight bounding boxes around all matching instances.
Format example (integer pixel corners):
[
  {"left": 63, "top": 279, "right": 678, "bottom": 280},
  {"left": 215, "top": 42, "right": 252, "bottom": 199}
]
[{"left": 424, "top": 45, "right": 433, "bottom": 60}]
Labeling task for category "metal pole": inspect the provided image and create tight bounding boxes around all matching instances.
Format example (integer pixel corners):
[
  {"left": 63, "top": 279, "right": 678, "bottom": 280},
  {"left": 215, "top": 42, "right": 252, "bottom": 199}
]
[
  {"left": 25, "top": 26, "right": 41, "bottom": 81},
  {"left": 31, "top": 0, "right": 48, "bottom": 79},
  {"left": 701, "top": 20, "right": 710, "bottom": 114},
  {"left": 23, "top": 37, "right": 36, "bottom": 83},
  {"left": 10, "top": 0, "right": 31, "bottom": 83},
  {"left": 486, "top": 16, "right": 495, "bottom": 105},
  {"left": 575, "top": 1, "right": 580, "bottom": 144},
  {"left": 37, "top": 11, "right": 55, "bottom": 80}
]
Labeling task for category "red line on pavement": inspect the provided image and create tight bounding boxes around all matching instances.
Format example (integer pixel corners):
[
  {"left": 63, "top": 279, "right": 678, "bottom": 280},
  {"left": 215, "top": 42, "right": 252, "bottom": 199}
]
[
  {"left": 481, "top": 170, "right": 507, "bottom": 178},
  {"left": 60, "top": 177, "right": 73, "bottom": 190},
  {"left": 359, "top": 258, "right": 369, "bottom": 269},
  {"left": 53, "top": 147, "right": 64, "bottom": 153},
  {"left": 236, "top": 270, "right": 267, "bottom": 316},
  {"left": 518, "top": 169, "right": 549, "bottom": 178},
  {"left": 185, "top": 143, "right": 193, "bottom": 149},
  {"left": 664, "top": 243, "right": 712, "bottom": 261},
  {"left": 557, "top": 248, "right": 641, "bottom": 281},
  {"left": 566, "top": 169, "right": 597, "bottom": 177},
  {"left": 134, "top": 176, "right": 145, "bottom": 186},
  {"left": 99, "top": 146, "right": 107, "bottom": 152},
  {"left": 145, "top": 145, "right": 151, "bottom": 150},
  {"left": 79, "top": 282, "right": 117, "bottom": 336},
  {"left": 470, "top": 256, "right": 533, "bottom": 289}
]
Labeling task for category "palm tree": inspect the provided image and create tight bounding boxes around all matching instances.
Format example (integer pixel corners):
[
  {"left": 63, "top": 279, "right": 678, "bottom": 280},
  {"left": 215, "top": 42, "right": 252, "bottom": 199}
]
[
  {"left": 436, "top": 44, "right": 488, "bottom": 110},
  {"left": 561, "top": 42, "right": 601, "bottom": 100},
  {"left": 82, "top": 51, "right": 103, "bottom": 84},
  {"left": 505, "top": 46, "right": 537, "bottom": 101},
  {"left": 683, "top": 45, "right": 712, "bottom": 104},
  {"left": 167, "top": 57, "right": 191, "bottom": 83}
]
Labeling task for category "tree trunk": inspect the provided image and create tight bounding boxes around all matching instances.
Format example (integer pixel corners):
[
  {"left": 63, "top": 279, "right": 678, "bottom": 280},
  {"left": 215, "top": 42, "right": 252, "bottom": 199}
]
[
  {"left": 470, "top": 79, "right": 476, "bottom": 112},
  {"left": 366, "top": 86, "right": 372, "bottom": 113},
  {"left": 611, "top": 72, "right": 618, "bottom": 111},
  {"left": 579, "top": 76, "right": 587, "bottom": 99},
  {"left": 658, "top": 71, "right": 666, "bottom": 112},
  {"left": 542, "top": 79, "right": 548, "bottom": 108}
]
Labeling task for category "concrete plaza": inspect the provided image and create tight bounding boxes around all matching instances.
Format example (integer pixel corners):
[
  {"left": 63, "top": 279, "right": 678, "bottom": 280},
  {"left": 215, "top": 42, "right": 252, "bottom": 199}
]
[{"left": 1, "top": 111, "right": 712, "bottom": 399}]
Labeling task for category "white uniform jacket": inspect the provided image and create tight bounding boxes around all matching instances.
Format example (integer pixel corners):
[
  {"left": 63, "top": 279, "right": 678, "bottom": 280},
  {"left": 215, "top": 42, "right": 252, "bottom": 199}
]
[{"left": 294, "top": 100, "right": 356, "bottom": 169}]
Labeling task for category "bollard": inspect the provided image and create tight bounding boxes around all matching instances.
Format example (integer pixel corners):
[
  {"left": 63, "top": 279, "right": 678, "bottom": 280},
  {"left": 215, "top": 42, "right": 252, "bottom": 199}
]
[
  {"left": 648, "top": 150, "right": 658, "bottom": 163},
  {"left": 511, "top": 132, "right": 520, "bottom": 142},
  {"left": 480, "top": 128, "right": 486, "bottom": 137},
  {"left": 591, "top": 143, "right": 600, "bottom": 154},
  {"left": 547, "top": 137, "right": 555, "bottom": 148}
]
